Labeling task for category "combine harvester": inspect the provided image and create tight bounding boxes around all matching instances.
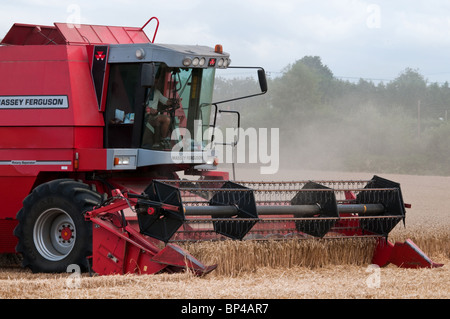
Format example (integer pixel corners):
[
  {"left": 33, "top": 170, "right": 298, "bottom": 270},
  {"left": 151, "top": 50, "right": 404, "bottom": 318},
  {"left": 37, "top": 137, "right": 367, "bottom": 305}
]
[{"left": 0, "top": 18, "right": 442, "bottom": 276}]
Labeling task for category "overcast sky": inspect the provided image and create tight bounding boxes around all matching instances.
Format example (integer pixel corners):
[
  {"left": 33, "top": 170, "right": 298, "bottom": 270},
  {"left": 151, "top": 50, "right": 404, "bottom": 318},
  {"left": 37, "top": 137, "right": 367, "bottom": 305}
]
[{"left": 2, "top": 0, "right": 450, "bottom": 83}]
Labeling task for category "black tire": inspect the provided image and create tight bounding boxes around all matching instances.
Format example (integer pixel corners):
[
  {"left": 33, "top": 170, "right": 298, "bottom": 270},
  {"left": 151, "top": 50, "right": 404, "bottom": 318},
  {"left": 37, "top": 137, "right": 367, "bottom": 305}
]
[{"left": 14, "top": 179, "right": 102, "bottom": 273}]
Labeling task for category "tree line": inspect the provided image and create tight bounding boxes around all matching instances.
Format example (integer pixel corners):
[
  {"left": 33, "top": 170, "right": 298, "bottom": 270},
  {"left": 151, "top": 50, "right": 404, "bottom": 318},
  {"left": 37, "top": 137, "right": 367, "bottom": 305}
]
[{"left": 213, "top": 56, "right": 450, "bottom": 176}]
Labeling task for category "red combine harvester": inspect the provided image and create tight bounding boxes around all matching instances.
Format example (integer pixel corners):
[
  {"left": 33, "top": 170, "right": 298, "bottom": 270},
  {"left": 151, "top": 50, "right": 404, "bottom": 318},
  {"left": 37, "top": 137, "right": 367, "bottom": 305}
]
[{"left": 0, "top": 18, "right": 442, "bottom": 276}]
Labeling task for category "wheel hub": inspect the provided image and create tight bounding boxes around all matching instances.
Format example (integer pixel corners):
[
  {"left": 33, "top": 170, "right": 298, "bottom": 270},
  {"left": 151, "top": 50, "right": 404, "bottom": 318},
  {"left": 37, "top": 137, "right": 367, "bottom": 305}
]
[
  {"left": 33, "top": 208, "right": 77, "bottom": 262},
  {"left": 59, "top": 225, "right": 74, "bottom": 242}
]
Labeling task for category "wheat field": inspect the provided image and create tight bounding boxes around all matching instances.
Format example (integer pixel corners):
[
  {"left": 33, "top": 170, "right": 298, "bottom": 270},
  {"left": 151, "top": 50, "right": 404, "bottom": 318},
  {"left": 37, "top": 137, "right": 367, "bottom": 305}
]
[{"left": 0, "top": 169, "right": 449, "bottom": 299}]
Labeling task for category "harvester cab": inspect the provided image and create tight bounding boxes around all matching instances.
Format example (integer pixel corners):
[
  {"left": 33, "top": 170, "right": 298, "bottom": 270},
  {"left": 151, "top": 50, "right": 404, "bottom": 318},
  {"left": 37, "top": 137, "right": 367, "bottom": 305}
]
[
  {"left": 102, "top": 42, "right": 228, "bottom": 168},
  {"left": 0, "top": 18, "right": 443, "bottom": 276}
]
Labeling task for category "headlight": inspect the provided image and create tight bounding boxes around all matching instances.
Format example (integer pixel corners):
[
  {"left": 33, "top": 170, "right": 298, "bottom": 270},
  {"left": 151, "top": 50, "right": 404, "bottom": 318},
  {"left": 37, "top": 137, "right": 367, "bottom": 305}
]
[
  {"left": 183, "top": 56, "right": 227, "bottom": 67},
  {"left": 135, "top": 48, "right": 145, "bottom": 59},
  {"left": 183, "top": 58, "right": 192, "bottom": 66}
]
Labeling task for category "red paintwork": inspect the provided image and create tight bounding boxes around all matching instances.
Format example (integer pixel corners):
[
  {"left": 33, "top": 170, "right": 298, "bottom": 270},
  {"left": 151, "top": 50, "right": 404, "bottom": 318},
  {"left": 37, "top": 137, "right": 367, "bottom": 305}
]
[
  {"left": 86, "top": 190, "right": 216, "bottom": 276},
  {"left": 0, "top": 21, "right": 153, "bottom": 253},
  {"left": 55, "top": 23, "right": 150, "bottom": 45},
  {"left": 1, "top": 22, "right": 150, "bottom": 46},
  {"left": 0, "top": 219, "right": 18, "bottom": 253},
  {"left": 372, "top": 238, "right": 443, "bottom": 268}
]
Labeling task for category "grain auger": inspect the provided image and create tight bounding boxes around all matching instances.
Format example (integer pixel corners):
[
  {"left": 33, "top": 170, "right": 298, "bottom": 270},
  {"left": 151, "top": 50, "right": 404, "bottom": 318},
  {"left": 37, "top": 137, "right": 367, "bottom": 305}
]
[{"left": 85, "top": 175, "right": 442, "bottom": 276}]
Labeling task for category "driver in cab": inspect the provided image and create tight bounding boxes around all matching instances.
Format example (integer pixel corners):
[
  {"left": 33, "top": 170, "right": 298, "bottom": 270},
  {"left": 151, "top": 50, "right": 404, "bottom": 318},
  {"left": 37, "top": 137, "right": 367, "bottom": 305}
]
[{"left": 142, "top": 68, "right": 180, "bottom": 149}]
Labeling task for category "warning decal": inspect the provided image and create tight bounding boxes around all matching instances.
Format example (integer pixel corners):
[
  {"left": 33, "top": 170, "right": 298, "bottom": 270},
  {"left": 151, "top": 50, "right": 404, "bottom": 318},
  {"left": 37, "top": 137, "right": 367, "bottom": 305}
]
[{"left": 0, "top": 95, "right": 69, "bottom": 109}]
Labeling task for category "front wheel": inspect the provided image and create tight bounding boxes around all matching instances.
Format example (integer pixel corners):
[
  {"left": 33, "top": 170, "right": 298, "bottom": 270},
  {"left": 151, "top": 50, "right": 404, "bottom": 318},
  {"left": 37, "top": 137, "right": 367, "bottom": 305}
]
[{"left": 14, "top": 179, "right": 102, "bottom": 273}]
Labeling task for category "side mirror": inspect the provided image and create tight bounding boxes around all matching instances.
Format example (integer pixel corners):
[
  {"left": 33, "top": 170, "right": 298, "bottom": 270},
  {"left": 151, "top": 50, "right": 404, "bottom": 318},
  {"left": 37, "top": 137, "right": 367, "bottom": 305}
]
[
  {"left": 141, "top": 63, "right": 155, "bottom": 87},
  {"left": 258, "top": 68, "right": 268, "bottom": 93},
  {"left": 212, "top": 66, "right": 268, "bottom": 105}
]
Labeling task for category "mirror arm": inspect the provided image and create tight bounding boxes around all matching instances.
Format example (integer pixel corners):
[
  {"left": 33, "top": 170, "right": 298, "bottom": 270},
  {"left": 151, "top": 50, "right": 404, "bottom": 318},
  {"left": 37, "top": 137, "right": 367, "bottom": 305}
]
[{"left": 212, "top": 66, "right": 267, "bottom": 105}]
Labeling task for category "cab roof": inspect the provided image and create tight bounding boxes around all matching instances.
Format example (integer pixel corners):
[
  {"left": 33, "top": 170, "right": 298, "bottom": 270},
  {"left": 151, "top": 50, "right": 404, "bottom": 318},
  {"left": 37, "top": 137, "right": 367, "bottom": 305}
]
[{"left": 1, "top": 22, "right": 150, "bottom": 45}]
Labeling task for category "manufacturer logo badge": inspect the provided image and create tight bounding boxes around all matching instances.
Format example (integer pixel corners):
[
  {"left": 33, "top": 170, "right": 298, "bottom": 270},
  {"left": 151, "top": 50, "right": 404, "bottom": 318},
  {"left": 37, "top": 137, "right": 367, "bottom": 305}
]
[{"left": 95, "top": 51, "right": 105, "bottom": 60}]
